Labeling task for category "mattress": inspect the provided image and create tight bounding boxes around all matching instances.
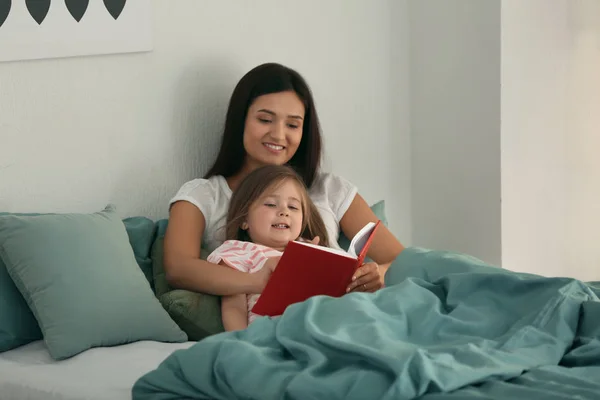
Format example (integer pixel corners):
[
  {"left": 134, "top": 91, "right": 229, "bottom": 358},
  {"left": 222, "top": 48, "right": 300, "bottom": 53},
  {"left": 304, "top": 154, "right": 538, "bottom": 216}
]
[{"left": 0, "top": 340, "right": 195, "bottom": 400}]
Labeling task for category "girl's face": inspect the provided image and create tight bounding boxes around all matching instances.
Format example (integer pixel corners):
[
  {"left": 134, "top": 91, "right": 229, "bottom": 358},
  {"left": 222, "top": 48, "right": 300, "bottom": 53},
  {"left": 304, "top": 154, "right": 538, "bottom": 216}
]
[
  {"left": 242, "top": 91, "right": 304, "bottom": 170},
  {"left": 242, "top": 179, "right": 305, "bottom": 250}
]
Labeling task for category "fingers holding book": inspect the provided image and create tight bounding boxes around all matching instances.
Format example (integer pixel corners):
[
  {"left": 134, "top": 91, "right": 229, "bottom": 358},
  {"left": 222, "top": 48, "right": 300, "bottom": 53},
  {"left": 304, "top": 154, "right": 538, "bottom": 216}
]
[
  {"left": 296, "top": 236, "right": 320, "bottom": 246},
  {"left": 252, "top": 257, "right": 281, "bottom": 294},
  {"left": 347, "top": 262, "right": 384, "bottom": 293},
  {"left": 264, "top": 256, "right": 282, "bottom": 273}
]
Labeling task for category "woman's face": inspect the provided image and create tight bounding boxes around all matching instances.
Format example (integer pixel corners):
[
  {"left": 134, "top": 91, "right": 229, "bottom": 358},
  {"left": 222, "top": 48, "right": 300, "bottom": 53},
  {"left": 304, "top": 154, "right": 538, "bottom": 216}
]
[{"left": 243, "top": 91, "right": 305, "bottom": 170}]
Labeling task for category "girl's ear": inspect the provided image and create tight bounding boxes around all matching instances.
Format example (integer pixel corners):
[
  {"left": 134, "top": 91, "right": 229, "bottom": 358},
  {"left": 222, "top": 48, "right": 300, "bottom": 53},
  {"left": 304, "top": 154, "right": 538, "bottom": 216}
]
[{"left": 241, "top": 221, "right": 249, "bottom": 230}]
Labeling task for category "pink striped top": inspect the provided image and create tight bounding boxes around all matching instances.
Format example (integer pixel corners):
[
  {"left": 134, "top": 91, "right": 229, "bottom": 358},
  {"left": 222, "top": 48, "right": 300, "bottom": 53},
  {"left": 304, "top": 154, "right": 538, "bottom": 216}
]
[{"left": 207, "top": 240, "right": 282, "bottom": 325}]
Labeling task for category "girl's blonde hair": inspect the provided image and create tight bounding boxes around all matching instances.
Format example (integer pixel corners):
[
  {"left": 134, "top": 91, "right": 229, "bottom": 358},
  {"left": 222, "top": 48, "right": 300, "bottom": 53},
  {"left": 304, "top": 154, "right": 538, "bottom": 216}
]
[{"left": 226, "top": 165, "right": 330, "bottom": 247}]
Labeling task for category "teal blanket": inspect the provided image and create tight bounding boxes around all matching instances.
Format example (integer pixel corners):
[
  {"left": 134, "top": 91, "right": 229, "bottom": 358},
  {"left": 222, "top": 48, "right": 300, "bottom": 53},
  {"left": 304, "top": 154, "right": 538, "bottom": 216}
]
[{"left": 132, "top": 247, "right": 600, "bottom": 399}]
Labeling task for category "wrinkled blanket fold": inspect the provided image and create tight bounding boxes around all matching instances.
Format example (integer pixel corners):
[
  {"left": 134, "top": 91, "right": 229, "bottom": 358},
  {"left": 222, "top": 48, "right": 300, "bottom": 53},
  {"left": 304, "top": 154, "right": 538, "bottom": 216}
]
[{"left": 132, "top": 247, "right": 600, "bottom": 399}]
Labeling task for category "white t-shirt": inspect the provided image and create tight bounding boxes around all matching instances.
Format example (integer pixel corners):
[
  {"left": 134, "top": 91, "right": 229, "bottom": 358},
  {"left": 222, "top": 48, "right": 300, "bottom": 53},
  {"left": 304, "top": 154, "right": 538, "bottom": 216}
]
[{"left": 169, "top": 172, "right": 358, "bottom": 254}]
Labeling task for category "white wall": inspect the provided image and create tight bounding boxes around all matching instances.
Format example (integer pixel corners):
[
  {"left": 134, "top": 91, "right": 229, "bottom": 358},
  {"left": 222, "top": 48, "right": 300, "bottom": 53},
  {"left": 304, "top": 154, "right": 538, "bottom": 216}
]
[
  {"left": 406, "top": 0, "right": 599, "bottom": 280},
  {"left": 0, "top": 0, "right": 411, "bottom": 242},
  {"left": 501, "top": 0, "right": 600, "bottom": 281},
  {"left": 566, "top": 0, "right": 600, "bottom": 281},
  {"left": 408, "top": 0, "right": 502, "bottom": 265},
  {"left": 390, "top": 0, "right": 412, "bottom": 245},
  {"left": 4, "top": 0, "right": 596, "bottom": 279}
]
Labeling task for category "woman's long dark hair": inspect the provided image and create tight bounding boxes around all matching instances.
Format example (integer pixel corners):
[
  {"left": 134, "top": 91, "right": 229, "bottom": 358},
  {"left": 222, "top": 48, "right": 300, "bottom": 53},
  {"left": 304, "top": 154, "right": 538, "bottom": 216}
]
[{"left": 204, "top": 63, "right": 323, "bottom": 188}]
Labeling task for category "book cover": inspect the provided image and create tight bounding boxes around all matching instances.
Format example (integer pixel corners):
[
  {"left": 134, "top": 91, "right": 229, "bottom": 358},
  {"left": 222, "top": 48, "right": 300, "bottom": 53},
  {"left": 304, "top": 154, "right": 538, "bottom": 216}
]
[{"left": 251, "top": 220, "right": 381, "bottom": 316}]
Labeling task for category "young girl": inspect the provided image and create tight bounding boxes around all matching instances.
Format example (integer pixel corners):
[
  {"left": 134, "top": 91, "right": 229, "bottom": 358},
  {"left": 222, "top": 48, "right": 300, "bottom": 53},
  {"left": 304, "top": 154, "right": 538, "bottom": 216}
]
[{"left": 207, "top": 165, "right": 330, "bottom": 331}]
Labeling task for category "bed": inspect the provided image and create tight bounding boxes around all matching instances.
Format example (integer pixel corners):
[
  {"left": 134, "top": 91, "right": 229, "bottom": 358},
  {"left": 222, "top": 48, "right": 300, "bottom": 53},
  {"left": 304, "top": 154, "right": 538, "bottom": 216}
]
[
  {"left": 1, "top": 209, "right": 599, "bottom": 399},
  {"left": 0, "top": 340, "right": 194, "bottom": 400}
]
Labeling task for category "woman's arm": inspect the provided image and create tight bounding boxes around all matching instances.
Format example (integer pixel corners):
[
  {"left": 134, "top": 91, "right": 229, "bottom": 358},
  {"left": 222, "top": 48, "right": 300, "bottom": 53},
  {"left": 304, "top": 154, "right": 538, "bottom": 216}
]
[
  {"left": 340, "top": 193, "right": 405, "bottom": 290},
  {"left": 163, "top": 201, "right": 269, "bottom": 296},
  {"left": 221, "top": 294, "right": 249, "bottom": 331}
]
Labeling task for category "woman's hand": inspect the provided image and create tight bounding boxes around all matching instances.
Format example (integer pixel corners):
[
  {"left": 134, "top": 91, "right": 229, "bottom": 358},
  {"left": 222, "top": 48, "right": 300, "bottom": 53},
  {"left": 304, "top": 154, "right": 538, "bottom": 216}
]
[{"left": 346, "top": 262, "right": 385, "bottom": 293}]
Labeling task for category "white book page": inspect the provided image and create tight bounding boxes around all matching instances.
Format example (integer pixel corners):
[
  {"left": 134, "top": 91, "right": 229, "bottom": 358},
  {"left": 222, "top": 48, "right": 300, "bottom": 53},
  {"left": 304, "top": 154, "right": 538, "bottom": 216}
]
[
  {"left": 348, "top": 222, "right": 376, "bottom": 258},
  {"left": 294, "top": 241, "right": 356, "bottom": 259}
]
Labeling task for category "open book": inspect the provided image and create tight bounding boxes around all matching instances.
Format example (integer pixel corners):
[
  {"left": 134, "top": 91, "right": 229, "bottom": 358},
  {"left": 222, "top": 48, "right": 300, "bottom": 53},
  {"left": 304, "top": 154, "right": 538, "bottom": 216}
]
[{"left": 251, "top": 220, "right": 381, "bottom": 317}]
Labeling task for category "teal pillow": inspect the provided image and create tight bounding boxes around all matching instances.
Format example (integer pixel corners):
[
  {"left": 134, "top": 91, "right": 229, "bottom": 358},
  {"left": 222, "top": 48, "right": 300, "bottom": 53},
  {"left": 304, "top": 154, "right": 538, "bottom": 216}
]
[
  {"left": 0, "top": 253, "right": 43, "bottom": 352},
  {"left": 0, "top": 205, "right": 187, "bottom": 360},
  {"left": 0, "top": 259, "right": 43, "bottom": 353},
  {"left": 0, "top": 212, "right": 43, "bottom": 352},
  {"left": 123, "top": 217, "right": 158, "bottom": 290},
  {"left": 0, "top": 213, "right": 160, "bottom": 353},
  {"left": 156, "top": 218, "right": 169, "bottom": 238}
]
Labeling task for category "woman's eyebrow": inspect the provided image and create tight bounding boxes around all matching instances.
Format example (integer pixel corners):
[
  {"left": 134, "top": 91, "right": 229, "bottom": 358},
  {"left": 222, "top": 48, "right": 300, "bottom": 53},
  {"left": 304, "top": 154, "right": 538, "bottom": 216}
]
[{"left": 257, "top": 109, "right": 303, "bottom": 120}]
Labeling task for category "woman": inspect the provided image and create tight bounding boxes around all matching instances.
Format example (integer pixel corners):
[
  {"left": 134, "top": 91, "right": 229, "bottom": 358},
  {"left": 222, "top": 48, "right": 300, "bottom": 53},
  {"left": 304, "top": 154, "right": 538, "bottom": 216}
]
[{"left": 164, "top": 62, "right": 405, "bottom": 297}]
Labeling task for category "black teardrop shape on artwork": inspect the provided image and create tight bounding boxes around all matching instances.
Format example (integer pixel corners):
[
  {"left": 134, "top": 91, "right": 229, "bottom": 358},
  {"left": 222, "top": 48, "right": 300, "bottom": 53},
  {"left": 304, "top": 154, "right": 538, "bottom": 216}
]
[
  {"left": 103, "top": 0, "right": 126, "bottom": 20},
  {"left": 0, "top": 0, "right": 11, "bottom": 28},
  {"left": 26, "top": 0, "right": 51, "bottom": 25},
  {"left": 65, "top": 0, "right": 88, "bottom": 22}
]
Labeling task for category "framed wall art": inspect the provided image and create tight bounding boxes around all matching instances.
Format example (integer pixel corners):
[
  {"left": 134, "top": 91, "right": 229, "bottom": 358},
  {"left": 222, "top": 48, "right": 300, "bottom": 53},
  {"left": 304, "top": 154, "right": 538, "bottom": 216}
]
[{"left": 0, "top": 0, "right": 152, "bottom": 63}]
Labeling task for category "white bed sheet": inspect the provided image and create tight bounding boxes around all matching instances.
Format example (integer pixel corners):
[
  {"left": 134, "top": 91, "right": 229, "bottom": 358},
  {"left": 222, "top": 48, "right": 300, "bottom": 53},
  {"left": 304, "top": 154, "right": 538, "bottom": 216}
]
[{"left": 0, "top": 340, "right": 195, "bottom": 400}]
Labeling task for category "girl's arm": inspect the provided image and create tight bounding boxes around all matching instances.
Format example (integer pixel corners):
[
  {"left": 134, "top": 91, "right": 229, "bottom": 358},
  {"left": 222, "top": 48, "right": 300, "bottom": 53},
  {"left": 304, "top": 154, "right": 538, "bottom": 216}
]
[
  {"left": 163, "top": 201, "right": 271, "bottom": 296},
  {"left": 221, "top": 294, "right": 249, "bottom": 331}
]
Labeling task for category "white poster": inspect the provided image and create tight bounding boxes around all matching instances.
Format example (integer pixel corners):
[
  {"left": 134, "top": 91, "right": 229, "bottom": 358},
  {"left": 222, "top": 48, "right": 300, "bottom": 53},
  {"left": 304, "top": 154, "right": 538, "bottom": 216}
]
[{"left": 0, "top": 0, "right": 152, "bottom": 63}]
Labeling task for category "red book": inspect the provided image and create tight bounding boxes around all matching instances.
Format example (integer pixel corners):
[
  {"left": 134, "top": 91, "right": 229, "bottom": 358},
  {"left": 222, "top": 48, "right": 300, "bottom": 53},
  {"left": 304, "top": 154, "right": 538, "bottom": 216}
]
[{"left": 251, "top": 220, "right": 381, "bottom": 317}]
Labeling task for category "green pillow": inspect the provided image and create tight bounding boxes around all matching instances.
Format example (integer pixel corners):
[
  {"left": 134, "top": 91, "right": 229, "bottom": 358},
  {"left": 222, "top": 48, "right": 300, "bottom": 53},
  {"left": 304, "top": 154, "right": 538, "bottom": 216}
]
[
  {"left": 0, "top": 205, "right": 187, "bottom": 360},
  {"left": 158, "top": 290, "right": 224, "bottom": 341},
  {"left": 152, "top": 235, "right": 222, "bottom": 340},
  {"left": 153, "top": 200, "right": 388, "bottom": 340}
]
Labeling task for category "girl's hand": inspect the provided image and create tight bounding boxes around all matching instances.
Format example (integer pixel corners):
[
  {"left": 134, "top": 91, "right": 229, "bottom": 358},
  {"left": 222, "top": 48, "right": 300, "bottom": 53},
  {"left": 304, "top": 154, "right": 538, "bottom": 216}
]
[
  {"left": 346, "top": 262, "right": 385, "bottom": 293},
  {"left": 264, "top": 256, "right": 281, "bottom": 273},
  {"left": 297, "top": 236, "right": 320, "bottom": 245},
  {"left": 250, "top": 256, "right": 281, "bottom": 294}
]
